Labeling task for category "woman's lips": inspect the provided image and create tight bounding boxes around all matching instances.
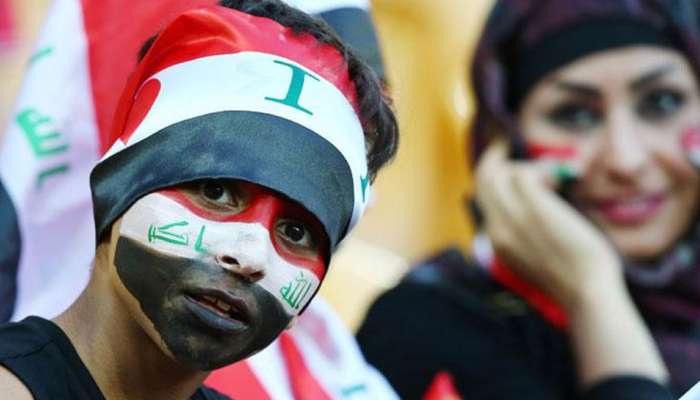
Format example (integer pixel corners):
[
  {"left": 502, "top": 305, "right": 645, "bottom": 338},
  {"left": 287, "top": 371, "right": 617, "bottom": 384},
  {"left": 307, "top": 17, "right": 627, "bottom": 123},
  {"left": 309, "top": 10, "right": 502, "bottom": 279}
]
[{"left": 589, "top": 193, "right": 667, "bottom": 225}]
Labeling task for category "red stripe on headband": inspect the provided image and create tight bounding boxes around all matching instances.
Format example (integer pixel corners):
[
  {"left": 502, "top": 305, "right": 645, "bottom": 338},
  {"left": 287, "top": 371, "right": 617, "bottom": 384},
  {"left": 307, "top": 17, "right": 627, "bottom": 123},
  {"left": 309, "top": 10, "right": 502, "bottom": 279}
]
[{"left": 107, "top": 5, "right": 359, "bottom": 153}]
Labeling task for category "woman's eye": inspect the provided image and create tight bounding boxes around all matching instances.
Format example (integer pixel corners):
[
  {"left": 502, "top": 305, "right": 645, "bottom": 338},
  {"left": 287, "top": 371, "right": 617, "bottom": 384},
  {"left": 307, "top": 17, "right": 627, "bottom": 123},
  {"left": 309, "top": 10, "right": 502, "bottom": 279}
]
[
  {"left": 547, "top": 104, "right": 601, "bottom": 132},
  {"left": 637, "top": 89, "right": 685, "bottom": 121},
  {"left": 201, "top": 182, "right": 235, "bottom": 206},
  {"left": 276, "top": 220, "right": 315, "bottom": 250}
]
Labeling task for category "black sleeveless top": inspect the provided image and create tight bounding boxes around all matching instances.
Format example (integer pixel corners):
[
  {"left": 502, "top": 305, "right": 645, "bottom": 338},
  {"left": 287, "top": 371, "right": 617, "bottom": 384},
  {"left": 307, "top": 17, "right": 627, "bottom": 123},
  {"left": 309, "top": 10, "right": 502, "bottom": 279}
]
[{"left": 0, "top": 317, "right": 229, "bottom": 400}]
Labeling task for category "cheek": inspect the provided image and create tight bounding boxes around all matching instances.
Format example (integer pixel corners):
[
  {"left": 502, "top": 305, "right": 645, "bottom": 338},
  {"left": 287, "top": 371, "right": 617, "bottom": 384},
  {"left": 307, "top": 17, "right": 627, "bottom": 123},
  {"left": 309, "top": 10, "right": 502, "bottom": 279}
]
[
  {"left": 655, "top": 146, "right": 700, "bottom": 212},
  {"left": 270, "top": 232, "right": 326, "bottom": 281}
]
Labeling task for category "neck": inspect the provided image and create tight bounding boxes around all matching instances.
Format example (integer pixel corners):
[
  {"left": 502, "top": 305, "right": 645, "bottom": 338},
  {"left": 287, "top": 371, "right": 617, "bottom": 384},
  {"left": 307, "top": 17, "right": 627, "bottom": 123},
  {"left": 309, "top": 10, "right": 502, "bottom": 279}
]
[{"left": 54, "top": 245, "right": 208, "bottom": 400}]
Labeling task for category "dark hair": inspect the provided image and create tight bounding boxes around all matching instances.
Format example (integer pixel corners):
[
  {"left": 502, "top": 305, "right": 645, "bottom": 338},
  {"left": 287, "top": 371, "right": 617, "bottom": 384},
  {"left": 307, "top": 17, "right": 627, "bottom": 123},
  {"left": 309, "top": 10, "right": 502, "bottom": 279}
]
[{"left": 139, "top": 0, "right": 398, "bottom": 181}]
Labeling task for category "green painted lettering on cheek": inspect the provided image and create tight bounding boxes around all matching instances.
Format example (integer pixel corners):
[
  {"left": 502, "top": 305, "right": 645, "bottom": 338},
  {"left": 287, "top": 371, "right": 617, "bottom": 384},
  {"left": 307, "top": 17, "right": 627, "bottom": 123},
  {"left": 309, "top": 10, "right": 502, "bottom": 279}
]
[
  {"left": 265, "top": 60, "right": 320, "bottom": 116},
  {"left": 280, "top": 272, "right": 313, "bottom": 310},
  {"left": 194, "top": 225, "right": 208, "bottom": 254},
  {"left": 147, "top": 220, "right": 190, "bottom": 246}
]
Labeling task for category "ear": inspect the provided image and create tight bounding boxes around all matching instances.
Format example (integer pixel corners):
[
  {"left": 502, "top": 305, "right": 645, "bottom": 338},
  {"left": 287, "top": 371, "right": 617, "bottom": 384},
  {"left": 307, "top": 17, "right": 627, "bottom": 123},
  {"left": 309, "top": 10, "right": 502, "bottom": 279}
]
[{"left": 285, "top": 315, "right": 299, "bottom": 330}]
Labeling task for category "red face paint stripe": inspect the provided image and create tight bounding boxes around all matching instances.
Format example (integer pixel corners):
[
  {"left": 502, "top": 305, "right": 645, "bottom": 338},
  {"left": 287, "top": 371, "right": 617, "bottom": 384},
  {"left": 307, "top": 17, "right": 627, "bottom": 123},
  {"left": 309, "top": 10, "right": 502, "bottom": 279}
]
[
  {"left": 527, "top": 142, "right": 578, "bottom": 160},
  {"left": 682, "top": 127, "right": 700, "bottom": 148},
  {"left": 157, "top": 188, "right": 326, "bottom": 278}
]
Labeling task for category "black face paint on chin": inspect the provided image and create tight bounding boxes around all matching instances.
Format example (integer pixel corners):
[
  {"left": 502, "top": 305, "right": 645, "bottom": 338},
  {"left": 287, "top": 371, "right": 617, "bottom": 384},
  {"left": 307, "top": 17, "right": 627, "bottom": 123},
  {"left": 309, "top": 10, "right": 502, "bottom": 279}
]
[{"left": 114, "top": 236, "right": 290, "bottom": 371}]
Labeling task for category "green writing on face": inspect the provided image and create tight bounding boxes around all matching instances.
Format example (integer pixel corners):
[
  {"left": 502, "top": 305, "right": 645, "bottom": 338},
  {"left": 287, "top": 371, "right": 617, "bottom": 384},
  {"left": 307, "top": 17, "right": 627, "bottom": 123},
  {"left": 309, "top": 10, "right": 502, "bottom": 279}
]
[
  {"left": 17, "top": 109, "right": 69, "bottom": 158},
  {"left": 265, "top": 60, "right": 320, "bottom": 116},
  {"left": 280, "top": 272, "right": 313, "bottom": 310},
  {"left": 194, "top": 225, "right": 208, "bottom": 254},
  {"left": 148, "top": 220, "right": 190, "bottom": 246},
  {"left": 147, "top": 220, "right": 211, "bottom": 254}
]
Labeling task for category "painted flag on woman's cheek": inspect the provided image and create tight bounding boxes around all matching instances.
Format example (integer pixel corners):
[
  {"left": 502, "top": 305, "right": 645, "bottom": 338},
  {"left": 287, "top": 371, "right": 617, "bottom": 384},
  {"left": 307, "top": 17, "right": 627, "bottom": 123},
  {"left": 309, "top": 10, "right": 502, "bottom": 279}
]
[{"left": 0, "top": 0, "right": 396, "bottom": 398}]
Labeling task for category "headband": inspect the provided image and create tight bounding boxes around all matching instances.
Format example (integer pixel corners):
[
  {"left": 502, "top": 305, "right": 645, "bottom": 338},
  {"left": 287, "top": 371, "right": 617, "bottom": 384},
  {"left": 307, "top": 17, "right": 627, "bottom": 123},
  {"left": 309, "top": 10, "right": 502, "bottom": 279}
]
[
  {"left": 508, "top": 17, "right": 676, "bottom": 109},
  {"left": 90, "top": 6, "right": 369, "bottom": 250}
]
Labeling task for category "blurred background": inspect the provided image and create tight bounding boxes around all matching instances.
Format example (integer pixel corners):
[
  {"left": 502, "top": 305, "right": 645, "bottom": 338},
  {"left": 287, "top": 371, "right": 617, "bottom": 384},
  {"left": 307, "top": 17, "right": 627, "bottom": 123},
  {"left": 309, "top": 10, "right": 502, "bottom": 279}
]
[{"left": 0, "top": 0, "right": 494, "bottom": 330}]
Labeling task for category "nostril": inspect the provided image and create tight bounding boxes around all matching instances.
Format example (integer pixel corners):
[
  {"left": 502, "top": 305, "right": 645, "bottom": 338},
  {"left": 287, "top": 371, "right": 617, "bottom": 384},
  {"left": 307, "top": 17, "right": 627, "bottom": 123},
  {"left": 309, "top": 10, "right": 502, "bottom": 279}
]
[
  {"left": 218, "top": 255, "right": 239, "bottom": 266},
  {"left": 249, "top": 271, "right": 265, "bottom": 282}
]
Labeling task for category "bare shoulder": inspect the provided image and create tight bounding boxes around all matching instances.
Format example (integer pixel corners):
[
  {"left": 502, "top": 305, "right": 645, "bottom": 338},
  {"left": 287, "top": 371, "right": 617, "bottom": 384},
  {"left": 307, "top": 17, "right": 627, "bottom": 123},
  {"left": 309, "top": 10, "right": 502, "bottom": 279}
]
[{"left": 0, "top": 364, "right": 33, "bottom": 399}]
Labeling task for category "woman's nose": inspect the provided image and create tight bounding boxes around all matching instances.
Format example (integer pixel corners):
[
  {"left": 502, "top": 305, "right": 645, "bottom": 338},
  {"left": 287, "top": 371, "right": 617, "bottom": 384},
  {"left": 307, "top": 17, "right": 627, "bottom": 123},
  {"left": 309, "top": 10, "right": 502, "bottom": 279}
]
[{"left": 599, "top": 113, "right": 650, "bottom": 179}]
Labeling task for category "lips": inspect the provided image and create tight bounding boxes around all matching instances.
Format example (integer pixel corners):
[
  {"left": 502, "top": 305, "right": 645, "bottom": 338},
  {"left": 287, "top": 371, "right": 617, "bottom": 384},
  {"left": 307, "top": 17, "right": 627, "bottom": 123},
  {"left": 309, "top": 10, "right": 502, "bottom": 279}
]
[
  {"left": 589, "top": 193, "right": 667, "bottom": 225},
  {"left": 184, "top": 288, "right": 252, "bottom": 334}
]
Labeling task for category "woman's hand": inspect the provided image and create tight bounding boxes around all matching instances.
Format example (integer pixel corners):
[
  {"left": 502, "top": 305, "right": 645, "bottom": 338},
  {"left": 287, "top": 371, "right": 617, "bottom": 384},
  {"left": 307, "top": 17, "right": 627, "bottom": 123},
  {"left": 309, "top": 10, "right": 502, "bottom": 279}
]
[
  {"left": 476, "top": 140, "right": 668, "bottom": 387},
  {"left": 475, "top": 140, "right": 624, "bottom": 311}
]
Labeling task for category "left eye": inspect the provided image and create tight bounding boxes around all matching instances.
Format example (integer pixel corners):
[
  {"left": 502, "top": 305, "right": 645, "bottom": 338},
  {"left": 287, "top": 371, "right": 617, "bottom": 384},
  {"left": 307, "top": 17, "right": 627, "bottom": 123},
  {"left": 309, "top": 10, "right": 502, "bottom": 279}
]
[
  {"left": 276, "top": 220, "right": 315, "bottom": 249},
  {"left": 637, "top": 89, "right": 686, "bottom": 121}
]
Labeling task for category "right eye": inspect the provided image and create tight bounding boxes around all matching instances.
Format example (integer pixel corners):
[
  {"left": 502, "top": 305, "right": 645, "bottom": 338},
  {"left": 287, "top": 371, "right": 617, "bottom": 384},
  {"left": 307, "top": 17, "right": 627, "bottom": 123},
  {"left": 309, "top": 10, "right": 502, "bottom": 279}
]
[
  {"left": 198, "top": 181, "right": 242, "bottom": 209},
  {"left": 547, "top": 103, "right": 602, "bottom": 132}
]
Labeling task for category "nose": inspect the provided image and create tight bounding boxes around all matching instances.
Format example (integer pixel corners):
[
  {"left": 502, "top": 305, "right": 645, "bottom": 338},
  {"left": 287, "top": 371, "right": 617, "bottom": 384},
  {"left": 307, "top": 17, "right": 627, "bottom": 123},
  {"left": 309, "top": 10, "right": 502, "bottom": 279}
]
[
  {"left": 215, "top": 254, "right": 265, "bottom": 283},
  {"left": 214, "top": 225, "right": 274, "bottom": 283},
  {"left": 598, "top": 110, "right": 650, "bottom": 181}
]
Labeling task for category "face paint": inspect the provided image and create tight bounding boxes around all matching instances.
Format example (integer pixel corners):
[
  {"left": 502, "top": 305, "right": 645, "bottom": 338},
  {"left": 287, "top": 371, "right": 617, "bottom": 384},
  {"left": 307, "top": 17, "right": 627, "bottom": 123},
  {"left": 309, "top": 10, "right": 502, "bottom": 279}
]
[
  {"left": 682, "top": 126, "right": 700, "bottom": 168},
  {"left": 114, "top": 184, "right": 327, "bottom": 369},
  {"left": 527, "top": 142, "right": 581, "bottom": 185}
]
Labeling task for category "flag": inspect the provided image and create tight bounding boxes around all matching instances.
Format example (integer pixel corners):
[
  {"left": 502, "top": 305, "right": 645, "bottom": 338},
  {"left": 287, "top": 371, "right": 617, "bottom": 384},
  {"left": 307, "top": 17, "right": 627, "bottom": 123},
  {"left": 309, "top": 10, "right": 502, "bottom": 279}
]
[
  {"left": 0, "top": 0, "right": 395, "bottom": 398},
  {"left": 0, "top": 0, "right": 15, "bottom": 50}
]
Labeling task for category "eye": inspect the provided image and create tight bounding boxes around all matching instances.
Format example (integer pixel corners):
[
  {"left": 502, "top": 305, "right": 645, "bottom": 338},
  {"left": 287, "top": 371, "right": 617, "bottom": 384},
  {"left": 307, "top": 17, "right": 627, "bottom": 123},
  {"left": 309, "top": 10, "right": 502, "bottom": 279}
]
[
  {"left": 547, "top": 103, "right": 601, "bottom": 132},
  {"left": 199, "top": 181, "right": 239, "bottom": 207},
  {"left": 636, "top": 89, "right": 685, "bottom": 121},
  {"left": 276, "top": 219, "right": 316, "bottom": 250}
]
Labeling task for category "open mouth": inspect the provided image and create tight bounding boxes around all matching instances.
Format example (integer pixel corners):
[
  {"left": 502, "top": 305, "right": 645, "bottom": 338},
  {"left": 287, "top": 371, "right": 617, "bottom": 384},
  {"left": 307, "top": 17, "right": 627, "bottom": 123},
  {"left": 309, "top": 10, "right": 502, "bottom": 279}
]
[{"left": 184, "top": 289, "right": 252, "bottom": 333}]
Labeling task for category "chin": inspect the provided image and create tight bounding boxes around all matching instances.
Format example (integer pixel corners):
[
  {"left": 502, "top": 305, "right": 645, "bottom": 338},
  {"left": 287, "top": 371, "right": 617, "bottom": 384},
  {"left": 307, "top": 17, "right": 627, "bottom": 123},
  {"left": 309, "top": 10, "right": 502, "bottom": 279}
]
[{"left": 607, "top": 225, "right": 679, "bottom": 261}]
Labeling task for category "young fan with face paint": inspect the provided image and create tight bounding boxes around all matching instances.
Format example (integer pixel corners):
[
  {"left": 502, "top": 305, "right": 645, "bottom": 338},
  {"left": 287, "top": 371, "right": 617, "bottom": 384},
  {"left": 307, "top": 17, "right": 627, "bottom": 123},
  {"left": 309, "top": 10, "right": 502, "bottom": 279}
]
[
  {"left": 358, "top": 1, "right": 700, "bottom": 399},
  {"left": 0, "top": 2, "right": 397, "bottom": 399}
]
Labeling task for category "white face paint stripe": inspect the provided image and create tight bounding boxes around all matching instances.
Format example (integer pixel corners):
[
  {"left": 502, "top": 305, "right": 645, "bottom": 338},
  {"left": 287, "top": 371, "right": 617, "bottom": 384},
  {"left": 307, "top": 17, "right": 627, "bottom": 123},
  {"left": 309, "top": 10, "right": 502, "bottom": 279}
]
[
  {"left": 120, "top": 193, "right": 320, "bottom": 316},
  {"left": 103, "top": 51, "right": 369, "bottom": 230},
  {"left": 284, "top": 0, "right": 370, "bottom": 14}
]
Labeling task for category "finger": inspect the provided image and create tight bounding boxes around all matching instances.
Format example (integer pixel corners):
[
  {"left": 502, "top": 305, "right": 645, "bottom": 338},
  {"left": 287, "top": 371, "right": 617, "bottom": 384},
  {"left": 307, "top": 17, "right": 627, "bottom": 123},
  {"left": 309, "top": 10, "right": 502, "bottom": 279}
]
[
  {"left": 480, "top": 164, "right": 543, "bottom": 262},
  {"left": 514, "top": 165, "right": 586, "bottom": 245},
  {"left": 476, "top": 139, "right": 510, "bottom": 184}
]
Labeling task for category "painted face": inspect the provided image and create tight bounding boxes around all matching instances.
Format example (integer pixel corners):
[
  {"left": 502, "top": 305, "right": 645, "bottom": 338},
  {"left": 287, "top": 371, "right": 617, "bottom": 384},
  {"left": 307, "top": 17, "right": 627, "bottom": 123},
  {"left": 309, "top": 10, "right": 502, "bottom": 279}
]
[
  {"left": 518, "top": 46, "right": 700, "bottom": 261},
  {"left": 110, "top": 179, "right": 328, "bottom": 370}
]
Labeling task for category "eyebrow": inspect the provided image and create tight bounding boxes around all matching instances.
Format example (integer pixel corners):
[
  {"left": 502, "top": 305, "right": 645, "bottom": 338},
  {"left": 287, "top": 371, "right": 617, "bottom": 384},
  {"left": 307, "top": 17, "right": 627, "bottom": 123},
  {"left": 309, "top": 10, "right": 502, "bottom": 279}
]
[
  {"left": 551, "top": 64, "right": 677, "bottom": 98},
  {"left": 553, "top": 81, "right": 600, "bottom": 98},
  {"left": 629, "top": 64, "right": 675, "bottom": 91}
]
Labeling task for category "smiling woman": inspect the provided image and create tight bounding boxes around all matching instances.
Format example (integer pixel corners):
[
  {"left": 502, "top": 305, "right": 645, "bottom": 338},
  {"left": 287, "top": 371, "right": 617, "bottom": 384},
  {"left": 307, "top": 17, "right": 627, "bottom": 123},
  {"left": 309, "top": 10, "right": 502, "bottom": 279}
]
[
  {"left": 519, "top": 46, "right": 700, "bottom": 261},
  {"left": 357, "top": 1, "right": 700, "bottom": 399}
]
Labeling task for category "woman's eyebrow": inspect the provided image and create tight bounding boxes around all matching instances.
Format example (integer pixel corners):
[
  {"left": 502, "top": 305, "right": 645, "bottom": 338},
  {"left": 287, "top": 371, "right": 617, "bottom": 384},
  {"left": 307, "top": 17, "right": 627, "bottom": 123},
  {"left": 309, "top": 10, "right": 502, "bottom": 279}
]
[
  {"left": 629, "top": 64, "right": 675, "bottom": 91},
  {"left": 554, "top": 81, "right": 600, "bottom": 98}
]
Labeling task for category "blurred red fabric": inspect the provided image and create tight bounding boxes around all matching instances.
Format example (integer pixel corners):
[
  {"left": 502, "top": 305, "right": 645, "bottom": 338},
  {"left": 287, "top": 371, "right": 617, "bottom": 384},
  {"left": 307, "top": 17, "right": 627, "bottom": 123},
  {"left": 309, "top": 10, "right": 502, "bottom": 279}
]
[{"left": 0, "top": 0, "right": 15, "bottom": 50}]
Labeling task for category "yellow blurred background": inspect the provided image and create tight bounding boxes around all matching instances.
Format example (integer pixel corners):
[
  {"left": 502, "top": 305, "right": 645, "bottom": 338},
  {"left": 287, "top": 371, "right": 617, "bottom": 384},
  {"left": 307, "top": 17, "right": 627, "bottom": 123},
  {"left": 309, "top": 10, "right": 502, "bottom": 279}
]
[{"left": 0, "top": 0, "right": 494, "bottom": 330}]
